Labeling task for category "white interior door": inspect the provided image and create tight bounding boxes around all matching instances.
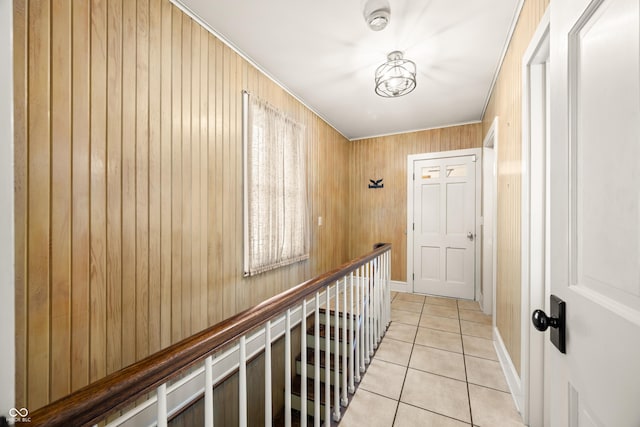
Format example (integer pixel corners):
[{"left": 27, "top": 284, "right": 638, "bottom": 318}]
[
  {"left": 412, "top": 155, "right": 476, "bottom": 299},
  {"left": 548, "top": 0, "right": 640, "bottom": 425}
]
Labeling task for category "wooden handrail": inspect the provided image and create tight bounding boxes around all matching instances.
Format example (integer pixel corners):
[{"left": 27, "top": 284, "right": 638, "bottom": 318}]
[{"left": 28, "top": 243, "right": 391, "bottom": 426}]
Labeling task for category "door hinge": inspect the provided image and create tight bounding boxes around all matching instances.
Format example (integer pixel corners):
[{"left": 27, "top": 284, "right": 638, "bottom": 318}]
[
  {"left": 412, "top": 222, "right": 415, "bottom": 231},
  {"left": 472, "top": 154, "right": 477, "bottom": 162},
  {"left": 412, "top": 273, "right": 415, "bottom": 281},
  {"left": 413, "top": 172, "right": 415, "bottom": 180}
]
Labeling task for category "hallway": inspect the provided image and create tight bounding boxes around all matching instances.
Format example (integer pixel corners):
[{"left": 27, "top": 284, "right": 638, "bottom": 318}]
[{"left": 339, "top": 292, "right": 524, "bottom": 427}]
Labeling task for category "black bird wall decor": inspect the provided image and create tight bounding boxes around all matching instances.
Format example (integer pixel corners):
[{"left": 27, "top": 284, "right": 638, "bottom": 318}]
[{"left": 368, "top": 178, "right": 384, "bottom": 189}]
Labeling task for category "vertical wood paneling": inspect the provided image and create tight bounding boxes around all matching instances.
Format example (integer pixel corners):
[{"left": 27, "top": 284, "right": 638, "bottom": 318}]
[
  {"left": 136, "top": 0, "right": 150, "bottom": 361},
  {"left": 221, "top": 44, "right": 234, "bottom": 320},
  {"left": 70, "top": 0, "right": 91, "bottom": 392},
  {"left": 190, "top": 21, "right": 201, "bottom": 333},
  {"left": 15, "top": 0, "right": 351, "bottom": 410},
  {"left": 13, "top": 0, "right": 28, "bottom": 407},
  {"left": 348, "top": 124, "right": 483, "bottom": 282},
  {"left": 208, "top": 37, "right": 222, "bottom": 327},
  {"left": 106, "top": 0, "right": 123, "bottom": 376},
  {"left": 482, "top": 0, "right": 550, "bottom": 374},
  {"left": 148, "top": 0, "right": 162, "bottom": 355},
  {"left": 121, "top": 0, "right": 137, "bottom": 368},
  {"left": 27, "top": 0, "right": 52, "bottom": 408},
  {"left": 198, "top": 26, "right": 209, "bottom": 333},
  {"left": 50, "top": 0, "right": 72, "bottom": 401},
  {"left": 89, "top": 0, "right": 107, "bottom": 384},
  {"left": 180, "top": 13, "right": 192, "bottom": 338},
  {"left": 159, "top": 0, "right": 172, "bottom": 350},
  {"left": 170, "top": 4, "right": 182, "bottom": 343}
]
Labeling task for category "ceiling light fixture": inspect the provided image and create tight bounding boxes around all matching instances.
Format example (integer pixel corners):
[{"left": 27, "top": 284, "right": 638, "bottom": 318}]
[
  {"left": 363, "top": 0, "right": 390, "bottom": 31},
  {"left": 375, "top": 51, "right": 417, "bottom": 98}
]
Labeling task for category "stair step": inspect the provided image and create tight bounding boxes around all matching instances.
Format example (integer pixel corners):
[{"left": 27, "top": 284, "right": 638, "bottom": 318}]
[
  {"left": 295, "top": 347, "right": 346, "bottom": 385},
  {"left": 306, "top": 324, "right": 354, "bottom": 353},
  {"left": 296, "top": 347, "right": 345, "bottom": 371},
  {"left": 290, "top": 376, "right": 338, "bottom": 421},
  {"left": 272, "top": 409, "right": 315, "bottom": 427},
  {"left": 317, "top": 307, "right": 359, "bottom": 328},
  {"left": 308, "top": 323, "right": 352, "bottom": 342}
]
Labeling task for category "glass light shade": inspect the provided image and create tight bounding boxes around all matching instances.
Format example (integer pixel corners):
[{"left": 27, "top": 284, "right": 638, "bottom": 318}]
[{"left": 374, "top": 51, "right": 417, "bottom": 97}]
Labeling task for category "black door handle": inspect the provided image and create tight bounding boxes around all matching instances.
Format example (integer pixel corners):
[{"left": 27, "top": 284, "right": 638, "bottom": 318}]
[
  {"left": 531, "top": 294, "right": 566, "bottom": 354},
  {"left": 531, "top": 309, "right": 560, "bottom": 331}
]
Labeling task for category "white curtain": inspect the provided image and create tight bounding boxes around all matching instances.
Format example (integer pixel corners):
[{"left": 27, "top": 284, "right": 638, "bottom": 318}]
[{"left": 244, "top": 93, "right": 309, "bottom": 276}]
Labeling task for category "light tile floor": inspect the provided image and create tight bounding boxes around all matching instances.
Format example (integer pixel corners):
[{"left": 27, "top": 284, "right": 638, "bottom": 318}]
[{"left": 339, "top": 292, "right": 525, "bottom": 427}]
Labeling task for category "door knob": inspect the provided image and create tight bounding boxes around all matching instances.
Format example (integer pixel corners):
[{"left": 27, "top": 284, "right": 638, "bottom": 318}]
[
  {"left": 467, "top": 232, "right": 474, "bottom": 241},
  {"left": 531, "top": 309, "right": 560, "bottom": 331},
  {"left": 532, "top": 294, "right": 566, "bottom": 354}
]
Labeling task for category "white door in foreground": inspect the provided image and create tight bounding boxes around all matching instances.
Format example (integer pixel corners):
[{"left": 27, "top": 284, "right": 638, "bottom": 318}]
[
  {"left": 412, "top": 155, "right": 476, "bottom": 299},
  {"left": 547, "top": 0, "right": 640, "bottom": 424}
]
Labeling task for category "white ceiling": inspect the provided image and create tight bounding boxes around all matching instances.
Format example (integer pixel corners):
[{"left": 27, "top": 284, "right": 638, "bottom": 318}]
[{"left": 177, "top": 0, "right": 521, "bottom": 140}]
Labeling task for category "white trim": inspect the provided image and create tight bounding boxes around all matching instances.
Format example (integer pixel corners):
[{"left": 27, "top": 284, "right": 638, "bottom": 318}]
[
  {"left": 348, "top": 120, "right": 482, "bottom": 142},
  {"left": 481, "top": 117, "right": 499, "bottom": 317},
  {"left": 494, "top": 327, "right": 523, "bottom": 416},
  {"left": 406, "top": 148, "right": 482, "bottom": 300},
  {"left": 0, "top": 0, "right": 15, "bottom": 416},
  {"left": 521, "top": 8, "right": 550, "bottom": 427},
  {"left": 389, "top": 280, "right": 409, "bottom": 293},
  {"left": 168, "top": 0, "right": 349, "bottom": 142},
  {"left": 481, "top": 0, "right": 527, "bottom": 118}
]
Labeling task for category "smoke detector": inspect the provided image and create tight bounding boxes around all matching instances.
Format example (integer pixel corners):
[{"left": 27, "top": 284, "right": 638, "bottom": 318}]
[{"left": 363, "top": 0, "right": 391, "bottom": 31}]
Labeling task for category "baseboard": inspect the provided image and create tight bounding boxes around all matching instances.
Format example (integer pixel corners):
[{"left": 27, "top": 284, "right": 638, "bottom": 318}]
[
  {"left": 390, "top": 280, "right": 409, "bottom": 293},
  {"left": 493, "top": 327, "right": 524, "bottom": 416}
]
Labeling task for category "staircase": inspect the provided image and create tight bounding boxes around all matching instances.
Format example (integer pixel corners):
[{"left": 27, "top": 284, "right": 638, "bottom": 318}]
[
  {"left": 275, "top": 296, "right": 381, "bottom": 426},
  {"left": 28, "top": 245, "right": 391, "bottom": 427}
]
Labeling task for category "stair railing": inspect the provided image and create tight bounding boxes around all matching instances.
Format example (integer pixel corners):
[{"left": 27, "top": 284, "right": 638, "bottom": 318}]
[{"left": 28, "top": 243, "right": 391, "bottom": 427}]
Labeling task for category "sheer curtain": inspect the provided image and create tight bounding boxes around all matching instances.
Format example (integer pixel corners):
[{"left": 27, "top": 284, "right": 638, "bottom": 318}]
[{"left": 243, "top": 92, "right": 309, "bottom": 276}]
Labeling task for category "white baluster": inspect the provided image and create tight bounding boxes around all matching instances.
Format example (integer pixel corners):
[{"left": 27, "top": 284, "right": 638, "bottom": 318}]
[
  {"left": 369, "top": 259, "right": 378, "bottom": 355},
  {"left": 387, "top": 251, "right": 392, "bottom": 327},
  {"left": 265, "top": 320, "right": 272, "bottom": 427},
  {"left": 301, "top": 300, "right": 307, "bottom": 427},
  {"left": 359, "top": 265, "right": 366, "bottom": 374},
  {"left": 380, "top": 254, "right": 387, "bottom": 332},
  {"left": 368, "top": 261, "right": 374, "bottom": 358},
  {"left": 333, "top": 281, "right": 341, "bottom": 421},
  {"left": 355, "top": 266, "right": 362, "bottom": 380},
  {"left": 341, "top": 277, "right": 348, "bottom": 406},
  {"left": 325, "top": 286, "right": 331, "bottom": 424},
  {"left": 375, "top": 257, "right": 381, "bottom": 346},
  {"left": 205, "top": 356, "right": 214, "bottom": 427},
  {"left": 157, "top": 383, "right": 168, "bottom": 427},
  {"left": 239, "top": 335, "right": 247, "bottom": 427},
  {"left": 364, "top": 262, "right": 370, "bottom": 364},
  {"left": 348, "top": 271, "right": 355, "bottom": 393},
  {"left": 385, "top": 252, "right": 390, "bottom": 329},
  {"left": 285, "top": 309, "right": 292, "bottom": 427},
  {"left": 314, "top": 293, "right": 320, "bottom": 427}
]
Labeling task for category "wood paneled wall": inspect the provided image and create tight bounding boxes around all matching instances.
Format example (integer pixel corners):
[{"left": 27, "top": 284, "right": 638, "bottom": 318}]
[
  {"left": 13, "top": 0, "right": 350, "bottom": 410},
  {"left": 482, "top": 0, "right": 550, "bottom": 375},
  {"left": 348, "top": 124, "right": 483, "bottom": 282}
]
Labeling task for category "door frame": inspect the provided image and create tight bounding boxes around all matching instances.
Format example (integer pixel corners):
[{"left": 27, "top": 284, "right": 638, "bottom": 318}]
[
  {"left": 407, "top": 148, "right": 482, "bottom": 299},
  {"left": 482, "top": 118, "right": 498, "bottom": 317},
  {"left": 521, "top": 8, "right": 550, "bottom": 427},
  {"left": 0, "top": 0, "right": 15, "bottom": 415}
]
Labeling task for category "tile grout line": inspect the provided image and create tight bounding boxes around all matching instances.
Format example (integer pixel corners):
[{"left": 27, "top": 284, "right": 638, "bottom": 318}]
[
  {"left": 458, "top": 299, "right": 475, "bottom": 426},
  {"left": 389, "top": 296, "right": 425, "bottom": 427}
]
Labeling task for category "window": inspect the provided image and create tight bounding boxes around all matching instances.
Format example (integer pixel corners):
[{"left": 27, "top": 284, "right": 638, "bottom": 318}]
[{"left": 243, "top": 92, "right": 309, "bottom": 276}]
